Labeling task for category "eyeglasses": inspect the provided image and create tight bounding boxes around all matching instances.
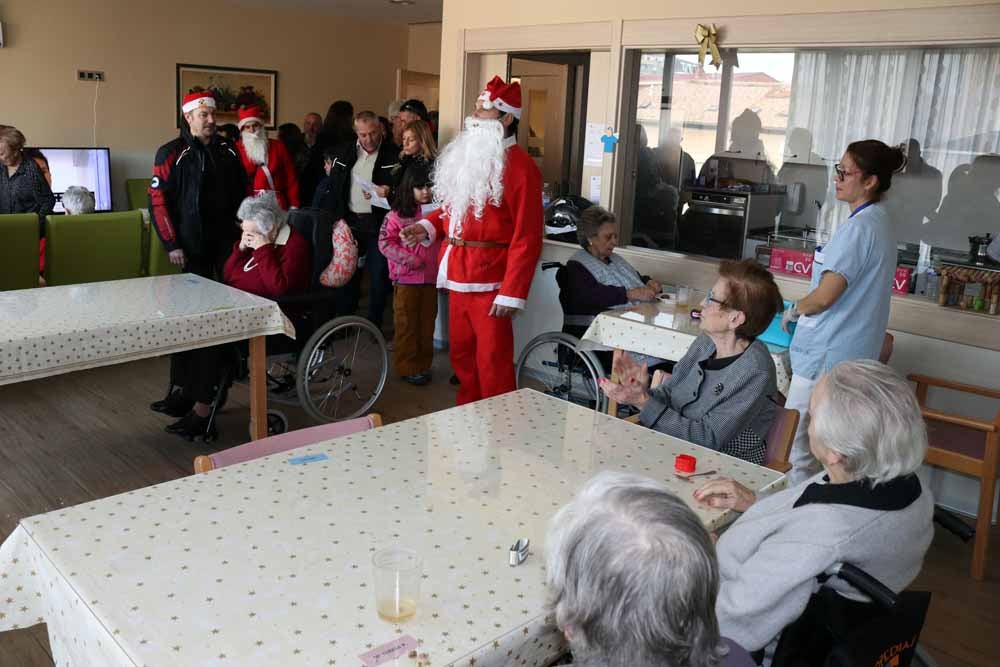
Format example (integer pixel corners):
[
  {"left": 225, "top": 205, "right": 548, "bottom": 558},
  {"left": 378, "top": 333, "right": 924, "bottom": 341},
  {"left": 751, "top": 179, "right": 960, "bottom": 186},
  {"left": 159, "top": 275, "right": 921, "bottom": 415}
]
[
  {"left": 834, "top": 164, "right": 862, "bottom": 181},
  {"left": 703, "top": 289, "right": 727, "bottom": 308}
]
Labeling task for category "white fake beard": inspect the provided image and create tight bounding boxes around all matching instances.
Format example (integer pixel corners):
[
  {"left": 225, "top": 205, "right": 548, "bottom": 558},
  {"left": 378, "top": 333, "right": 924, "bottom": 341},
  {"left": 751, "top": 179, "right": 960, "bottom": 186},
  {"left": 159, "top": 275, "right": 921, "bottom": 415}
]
[
  {"left": 242, "top": 129, "right": 269, "bottom": 165},
  {"left": 432, "top": 117, "right": 506, "bottom": 226}
]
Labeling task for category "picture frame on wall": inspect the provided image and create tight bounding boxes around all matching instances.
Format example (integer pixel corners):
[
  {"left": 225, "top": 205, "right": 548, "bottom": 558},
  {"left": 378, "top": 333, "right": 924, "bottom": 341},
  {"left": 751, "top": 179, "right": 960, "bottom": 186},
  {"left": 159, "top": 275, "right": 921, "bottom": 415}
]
[{"left": 176, "top": 63, "right": 278, "bottom": 129}]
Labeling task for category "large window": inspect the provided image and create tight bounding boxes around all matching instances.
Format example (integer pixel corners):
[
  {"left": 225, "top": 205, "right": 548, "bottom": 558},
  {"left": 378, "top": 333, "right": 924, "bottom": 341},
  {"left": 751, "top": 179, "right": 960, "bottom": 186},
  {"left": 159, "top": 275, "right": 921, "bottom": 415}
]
[{"left": 625, "top": 45, "right": 1000, "bottom": 272}]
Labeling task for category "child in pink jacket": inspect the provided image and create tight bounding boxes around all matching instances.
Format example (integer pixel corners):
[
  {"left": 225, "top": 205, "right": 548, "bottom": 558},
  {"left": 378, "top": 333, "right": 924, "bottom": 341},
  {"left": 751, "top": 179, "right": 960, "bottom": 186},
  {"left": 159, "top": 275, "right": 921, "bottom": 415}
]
[{"left": 378, "top": 165, "right": 441, "bottom": 385}]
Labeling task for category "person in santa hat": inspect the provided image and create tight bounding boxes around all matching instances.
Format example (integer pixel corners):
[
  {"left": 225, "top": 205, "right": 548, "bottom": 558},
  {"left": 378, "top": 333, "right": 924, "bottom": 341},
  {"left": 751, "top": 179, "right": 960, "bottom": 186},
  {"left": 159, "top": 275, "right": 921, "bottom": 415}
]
[
  {"left": 235, "top": 105, "right": 301, "bottom": 209},
  {"left": 148, "top": 90, "right": 247, "bottom": 438},
  {"left": 400, "top": 75, "right": 543, "bottom": 405}
]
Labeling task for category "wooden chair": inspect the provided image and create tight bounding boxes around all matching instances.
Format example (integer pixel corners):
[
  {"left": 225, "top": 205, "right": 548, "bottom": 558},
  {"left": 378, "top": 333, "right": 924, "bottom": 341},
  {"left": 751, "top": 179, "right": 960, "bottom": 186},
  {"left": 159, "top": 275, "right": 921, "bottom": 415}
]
[
  {"left": 764, "top": 405, "right": 800, "bottom": 473},
  {"left": 879, "top": 332, "right": 895, "bottom": 364},
  {"left": 193, "top": 413, "right": 382, "bottom": 473},
  {"left": 909, "top": 374, "right": 1000, "bottom": 580}
]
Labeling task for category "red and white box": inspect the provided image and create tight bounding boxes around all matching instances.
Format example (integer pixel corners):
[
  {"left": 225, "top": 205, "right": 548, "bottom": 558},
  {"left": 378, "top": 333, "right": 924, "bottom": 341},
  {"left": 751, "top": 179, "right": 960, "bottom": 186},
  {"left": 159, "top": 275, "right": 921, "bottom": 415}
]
[{"left": 769, "top": 247, "right": 814, "bottom": 278}]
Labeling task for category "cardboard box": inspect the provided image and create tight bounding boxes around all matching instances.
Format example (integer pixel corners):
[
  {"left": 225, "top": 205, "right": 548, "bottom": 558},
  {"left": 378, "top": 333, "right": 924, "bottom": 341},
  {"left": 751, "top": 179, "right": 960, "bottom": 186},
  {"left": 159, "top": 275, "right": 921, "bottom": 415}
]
[{"left": 769, "top": 247, "right": 814, "bottom": 278}]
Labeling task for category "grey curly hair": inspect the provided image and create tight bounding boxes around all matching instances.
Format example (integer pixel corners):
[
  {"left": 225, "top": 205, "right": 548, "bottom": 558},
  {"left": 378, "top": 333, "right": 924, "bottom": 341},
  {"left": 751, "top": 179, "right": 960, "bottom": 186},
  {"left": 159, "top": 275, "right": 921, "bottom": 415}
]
[
  {"left": 236, "top": 192, "right": 287, "bottom": 236},
  {"left": 62, "top": 186, "right": 96, "bottom": 215},
  {"left": 545, "top": 471, "right": 730, "bottom": 667}
]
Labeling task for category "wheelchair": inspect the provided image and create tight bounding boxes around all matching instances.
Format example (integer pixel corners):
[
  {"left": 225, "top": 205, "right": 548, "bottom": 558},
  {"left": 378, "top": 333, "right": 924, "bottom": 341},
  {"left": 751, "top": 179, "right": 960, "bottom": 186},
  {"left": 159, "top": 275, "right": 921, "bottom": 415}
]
[
  {"left": 207, "top": 207, "right": 389, "bottom": 437},
  {"left": 515, "top": 261, "right": 608, "bottom": 413},
  {"left": 766, "top": 562, "right": 936, "bottom": 667}
]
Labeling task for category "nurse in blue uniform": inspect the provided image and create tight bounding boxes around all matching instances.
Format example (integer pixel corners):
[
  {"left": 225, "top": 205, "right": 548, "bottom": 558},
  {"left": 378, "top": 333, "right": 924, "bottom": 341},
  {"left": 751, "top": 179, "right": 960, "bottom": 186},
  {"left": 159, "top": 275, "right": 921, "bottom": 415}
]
[{"left": 782, "top": 140, "right": 908, "bottom": 483}]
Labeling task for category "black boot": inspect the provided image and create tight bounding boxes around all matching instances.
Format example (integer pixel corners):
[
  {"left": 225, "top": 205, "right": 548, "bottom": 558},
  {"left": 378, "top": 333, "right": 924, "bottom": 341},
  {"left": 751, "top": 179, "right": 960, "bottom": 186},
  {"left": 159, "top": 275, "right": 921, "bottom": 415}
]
[
  {"left": 150, "top": 388, "right": 194, "bottom": 418},
  {"left": 165, "top": 410, "right": 218, "bottom": 442}
]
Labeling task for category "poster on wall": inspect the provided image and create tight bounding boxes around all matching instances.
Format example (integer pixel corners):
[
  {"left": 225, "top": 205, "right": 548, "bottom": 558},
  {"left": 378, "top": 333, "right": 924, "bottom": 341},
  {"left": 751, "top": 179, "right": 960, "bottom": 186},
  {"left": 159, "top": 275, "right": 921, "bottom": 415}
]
[{"left": 176, "top": 63, "right": 278, "bottom": 129}]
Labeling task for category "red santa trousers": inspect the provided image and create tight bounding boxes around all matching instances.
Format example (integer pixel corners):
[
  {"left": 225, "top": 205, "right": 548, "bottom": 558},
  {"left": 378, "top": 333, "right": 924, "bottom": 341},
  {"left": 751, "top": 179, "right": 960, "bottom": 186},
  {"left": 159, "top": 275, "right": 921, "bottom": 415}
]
[{"left": 449, "top": 290, "right": 515, "bottom": 405}]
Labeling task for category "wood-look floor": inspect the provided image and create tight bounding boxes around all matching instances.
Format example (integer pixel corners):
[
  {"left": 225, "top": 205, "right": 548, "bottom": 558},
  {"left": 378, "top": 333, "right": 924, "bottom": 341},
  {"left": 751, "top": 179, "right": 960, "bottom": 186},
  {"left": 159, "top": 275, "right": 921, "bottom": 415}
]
[{"left": 0, "top": 354, "right": 997, "bottom": 666}]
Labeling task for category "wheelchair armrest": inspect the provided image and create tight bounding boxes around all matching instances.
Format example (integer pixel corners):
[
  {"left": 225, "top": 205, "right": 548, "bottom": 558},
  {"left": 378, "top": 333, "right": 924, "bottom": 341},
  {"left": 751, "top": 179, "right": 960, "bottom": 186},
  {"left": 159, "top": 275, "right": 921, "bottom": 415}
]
[
  {"left": 833, "top": 564, "right": 898, "bottom": 611},
  {"left": 541, "top": 262, "right": 563, "bottom": 271}
]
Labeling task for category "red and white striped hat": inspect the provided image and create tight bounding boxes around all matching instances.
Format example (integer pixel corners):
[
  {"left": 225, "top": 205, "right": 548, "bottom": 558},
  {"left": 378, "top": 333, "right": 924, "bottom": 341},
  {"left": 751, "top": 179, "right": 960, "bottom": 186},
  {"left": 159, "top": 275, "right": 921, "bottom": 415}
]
[
  {"left": 181, "top": 91, "right": 216, "bottom": 113},
  {"left": 477, "top": 75, "right": 522, "bottom": 119}
]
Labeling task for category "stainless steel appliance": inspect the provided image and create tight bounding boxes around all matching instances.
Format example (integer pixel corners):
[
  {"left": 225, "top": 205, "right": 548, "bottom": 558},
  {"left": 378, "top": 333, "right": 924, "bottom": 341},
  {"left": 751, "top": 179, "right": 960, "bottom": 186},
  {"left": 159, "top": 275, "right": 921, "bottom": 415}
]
[{"left": 676, "top": 188, "right": 784, "bottom": 260}]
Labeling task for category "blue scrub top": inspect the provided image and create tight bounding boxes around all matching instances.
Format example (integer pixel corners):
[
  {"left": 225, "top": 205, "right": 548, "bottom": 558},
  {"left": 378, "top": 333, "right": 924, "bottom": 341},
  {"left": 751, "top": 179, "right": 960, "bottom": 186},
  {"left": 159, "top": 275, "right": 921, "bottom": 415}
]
[{"left": 789, "top": 201, "right": 896, "bottom": 380}]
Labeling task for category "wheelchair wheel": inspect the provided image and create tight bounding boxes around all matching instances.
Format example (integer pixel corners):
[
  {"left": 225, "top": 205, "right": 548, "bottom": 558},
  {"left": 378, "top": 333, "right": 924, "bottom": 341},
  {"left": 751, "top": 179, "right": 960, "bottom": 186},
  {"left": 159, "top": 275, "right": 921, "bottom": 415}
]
[
  {"left": 296, "top": 316, "right": 388, "bottom": 423},
  {"left": 515, "top": 332, "right": 607, "bottom": 412}
]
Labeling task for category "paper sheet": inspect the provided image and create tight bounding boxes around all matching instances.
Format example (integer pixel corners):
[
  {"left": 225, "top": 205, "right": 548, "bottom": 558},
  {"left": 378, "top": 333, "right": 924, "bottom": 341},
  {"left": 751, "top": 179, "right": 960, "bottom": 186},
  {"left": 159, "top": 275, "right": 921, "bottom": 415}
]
[
  {"left": 589, "top": 175, "right": 602, "bottom": 204},
  {"left": 353, "top": 173, "right": 391, "bottom": 209},
  {"left": 584, "top": 122, "right": 605, "bottom": 166},
  {"left": 421, "top": 203, "right": 441, "bottom": 216}
]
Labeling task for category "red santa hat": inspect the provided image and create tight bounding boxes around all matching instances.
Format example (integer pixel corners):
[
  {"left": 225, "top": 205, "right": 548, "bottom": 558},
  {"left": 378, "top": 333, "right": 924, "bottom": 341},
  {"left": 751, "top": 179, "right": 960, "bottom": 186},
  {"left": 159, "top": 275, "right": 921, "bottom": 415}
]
[
  {"left": 237, "top": 105, "right": 265, "bottom": 129},
  {"left": 181, "top": 91, "right": 216, "bottom": 113},
  {"left": 477, "top": 76, "right": 522, "bottom": 119}
]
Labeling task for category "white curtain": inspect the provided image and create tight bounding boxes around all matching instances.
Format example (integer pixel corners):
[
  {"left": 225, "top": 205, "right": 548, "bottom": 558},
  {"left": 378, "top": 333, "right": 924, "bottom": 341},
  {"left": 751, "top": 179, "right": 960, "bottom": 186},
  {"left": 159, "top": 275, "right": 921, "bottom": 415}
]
[{"left": 787, "top": 47, "right": 1000, "bottom": 250}]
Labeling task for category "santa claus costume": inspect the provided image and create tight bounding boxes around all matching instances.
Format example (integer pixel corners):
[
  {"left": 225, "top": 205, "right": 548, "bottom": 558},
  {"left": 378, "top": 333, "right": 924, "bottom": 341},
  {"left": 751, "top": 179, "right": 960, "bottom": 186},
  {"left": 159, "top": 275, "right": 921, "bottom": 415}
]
[
  {"left": 234, "top": 105, "right": 300, "bottom": 209},
  {"left": 416, "top": 76, "right": 543, "bottom": 405}
]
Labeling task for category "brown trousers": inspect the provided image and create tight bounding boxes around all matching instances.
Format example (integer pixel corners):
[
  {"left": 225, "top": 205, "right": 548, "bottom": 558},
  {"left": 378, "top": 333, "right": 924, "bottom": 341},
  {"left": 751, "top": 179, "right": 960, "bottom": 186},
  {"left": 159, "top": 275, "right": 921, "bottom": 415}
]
[{"left": 392, "top": 284, "right": 438, "bottom": 376}]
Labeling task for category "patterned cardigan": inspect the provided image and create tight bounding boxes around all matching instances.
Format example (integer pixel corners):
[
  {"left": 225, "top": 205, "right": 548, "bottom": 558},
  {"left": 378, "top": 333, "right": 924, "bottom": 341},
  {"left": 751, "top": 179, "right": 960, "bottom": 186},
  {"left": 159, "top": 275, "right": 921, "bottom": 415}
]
[{"left": 637, "top": 334, "right": 778, "bottom": 464}]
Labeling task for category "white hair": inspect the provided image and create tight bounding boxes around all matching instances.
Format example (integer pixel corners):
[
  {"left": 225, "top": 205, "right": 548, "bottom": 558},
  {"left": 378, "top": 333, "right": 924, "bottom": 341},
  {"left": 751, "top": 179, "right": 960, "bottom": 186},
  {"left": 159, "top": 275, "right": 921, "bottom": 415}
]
[
  {"left": 545, "top": 471, "right": 729, "bottom": 667},
  {"left": 431, "top": 116, "right": 506, "bottom": 228},
  {"left": 62, "top": 186, "right": 95, "bottom": 215},
  {"left": 242, "top": 127, "right": 268, "bottom": 165},
  {"left": 237, "top": 192, "right": 286, "bottom": 236},
  {"left": 812, "top": 360, "right": 928, "bottom": 485}
]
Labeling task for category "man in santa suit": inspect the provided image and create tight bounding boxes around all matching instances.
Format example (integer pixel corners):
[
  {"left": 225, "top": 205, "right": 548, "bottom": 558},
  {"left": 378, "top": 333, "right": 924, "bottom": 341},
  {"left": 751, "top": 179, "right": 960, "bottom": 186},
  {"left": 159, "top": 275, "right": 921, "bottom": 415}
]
[
  {"left": 401, "top": 76, "right": 543, "bottom": 405},
  {"left": 235, "top": 105, "right": 300, "bottom": 209}
]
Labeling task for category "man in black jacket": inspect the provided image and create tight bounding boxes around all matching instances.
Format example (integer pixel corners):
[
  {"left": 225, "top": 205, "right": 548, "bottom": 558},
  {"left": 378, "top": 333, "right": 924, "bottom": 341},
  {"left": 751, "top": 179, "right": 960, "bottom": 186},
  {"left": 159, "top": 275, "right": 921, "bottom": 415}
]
[
  {"left": 147, "top": 90, "right": 247, "bottom": 439},
  {"left": 316, "top": 110, "right": 400, "bottom": 330}
]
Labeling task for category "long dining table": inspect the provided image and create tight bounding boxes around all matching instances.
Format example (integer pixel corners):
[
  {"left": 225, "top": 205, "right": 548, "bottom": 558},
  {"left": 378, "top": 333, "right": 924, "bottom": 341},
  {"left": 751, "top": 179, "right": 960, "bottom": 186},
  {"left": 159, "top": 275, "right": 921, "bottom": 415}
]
[
  {"left": 0, "top": 389, "right": 785, "bottom": 666},
  {"left": 0, "top": 273, "right": 292, "bottom": 439}
]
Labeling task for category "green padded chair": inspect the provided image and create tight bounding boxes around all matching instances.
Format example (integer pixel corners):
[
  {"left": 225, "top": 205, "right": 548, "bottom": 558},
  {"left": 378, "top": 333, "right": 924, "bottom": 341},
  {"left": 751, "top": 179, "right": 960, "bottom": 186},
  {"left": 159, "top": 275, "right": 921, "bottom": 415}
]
[
  {"left": 125, "top": 177, "right": 180, "bottom": 277},
  {"left": 44, "top": 211, "right": 144, "bottom": 286},
  {"left": 0, "top": 213, "right": 40, "bottom": 291},
  {"left": 147, "top": 227, "right": 182, "bottom": 277},
  {"left": 125, "top": 178, "right": 151, "bottom": 211}
]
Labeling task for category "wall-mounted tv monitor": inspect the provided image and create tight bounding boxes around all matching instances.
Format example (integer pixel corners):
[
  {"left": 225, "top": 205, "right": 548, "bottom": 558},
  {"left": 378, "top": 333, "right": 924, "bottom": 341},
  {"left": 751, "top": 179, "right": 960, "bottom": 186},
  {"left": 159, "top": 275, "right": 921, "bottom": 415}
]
[{"left": 30, "top": 147, "right": 113, "bottom": 213}]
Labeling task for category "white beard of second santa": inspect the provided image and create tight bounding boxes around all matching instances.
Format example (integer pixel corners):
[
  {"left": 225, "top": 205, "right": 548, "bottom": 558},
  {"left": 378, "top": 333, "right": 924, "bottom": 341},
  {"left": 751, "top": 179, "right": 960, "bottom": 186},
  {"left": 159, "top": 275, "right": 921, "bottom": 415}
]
[
  {"left": 432, "top": 117, "right": 507, "bottom": 231},
  {"left": 242, "top": 129, "right": 269, "bottom": 166}
]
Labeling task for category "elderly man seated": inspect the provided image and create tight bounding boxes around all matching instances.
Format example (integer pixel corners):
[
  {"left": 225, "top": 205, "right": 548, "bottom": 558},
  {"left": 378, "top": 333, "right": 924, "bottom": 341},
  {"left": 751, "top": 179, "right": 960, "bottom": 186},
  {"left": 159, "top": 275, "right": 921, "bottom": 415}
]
[
  {"left": 546, "top": 471, "right": 755, "bottom": 667},
  {"left": 695, "top": 360, "right": 933, "bottom": 658},
  {"left": 61, "top": 186, "right": 96, "bottom": 215},
  {"left": 600, "top": 259, "right": 784, "bottom": 464}
]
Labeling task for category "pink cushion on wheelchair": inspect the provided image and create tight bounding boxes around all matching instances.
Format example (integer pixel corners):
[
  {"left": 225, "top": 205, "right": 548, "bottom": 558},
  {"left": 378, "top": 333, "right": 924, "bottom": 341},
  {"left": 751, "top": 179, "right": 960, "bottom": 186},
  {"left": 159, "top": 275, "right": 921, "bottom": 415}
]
[{"left": 207, "top": 415, "right": 377, "bottom": 469}]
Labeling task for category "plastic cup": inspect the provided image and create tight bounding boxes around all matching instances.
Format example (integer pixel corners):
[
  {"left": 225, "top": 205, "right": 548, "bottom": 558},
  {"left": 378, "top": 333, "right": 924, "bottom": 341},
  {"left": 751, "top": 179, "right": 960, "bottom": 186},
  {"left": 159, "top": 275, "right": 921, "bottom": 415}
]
[{"left": 373, "top": 547, "right": 422, "bottom": 622}]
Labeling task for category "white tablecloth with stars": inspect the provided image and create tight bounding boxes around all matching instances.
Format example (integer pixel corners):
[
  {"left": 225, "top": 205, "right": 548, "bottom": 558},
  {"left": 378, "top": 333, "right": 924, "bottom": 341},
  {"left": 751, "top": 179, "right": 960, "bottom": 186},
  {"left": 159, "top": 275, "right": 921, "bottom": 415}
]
[
  {"left": 581, "top": 299, "right": 792, "bottom": 394},
  {"left": 0, "top": 389, "right": 785, "bottom": 666},
  {"left": 0, "top": 274, "right": 292, "bottom": 386}
]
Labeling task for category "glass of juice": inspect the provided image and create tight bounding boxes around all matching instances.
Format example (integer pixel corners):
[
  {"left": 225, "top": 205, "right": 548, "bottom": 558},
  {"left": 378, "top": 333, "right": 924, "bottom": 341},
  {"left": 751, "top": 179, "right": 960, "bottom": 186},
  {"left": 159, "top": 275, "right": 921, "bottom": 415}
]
[{"left": 373, "top": 547, "right": 421, "bottom": 622}]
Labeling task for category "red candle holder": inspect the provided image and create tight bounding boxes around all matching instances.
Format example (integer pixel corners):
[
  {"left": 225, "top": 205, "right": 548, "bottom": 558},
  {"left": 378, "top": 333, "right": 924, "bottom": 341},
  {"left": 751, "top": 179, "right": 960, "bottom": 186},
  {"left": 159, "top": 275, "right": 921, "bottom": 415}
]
[{"left": 675, "top": 454, "right": 697, "bottom": 474}]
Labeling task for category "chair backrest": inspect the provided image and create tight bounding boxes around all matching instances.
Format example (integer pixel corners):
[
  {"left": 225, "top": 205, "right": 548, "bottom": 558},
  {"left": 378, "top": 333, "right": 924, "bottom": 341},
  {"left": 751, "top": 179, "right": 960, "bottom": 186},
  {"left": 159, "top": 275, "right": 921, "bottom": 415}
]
[
  {"left": 287, "top": 207, "right": 333, "bottom": 288},
  {"left": 765, "top": 403, "right": 800, "bottom": 472},
  {"left": 193, "top": 413, "right": 382, "bottom": 473},
  {"left": 879, "top": 332, "right": 894, "bottom": 364},
  {"left": 0, "top": 213, "right": 41, "bottom": 291},
  {"left": 125, "top": 178, "right": 152, "bottom": 211},
  {"left": 45, "top": 211, "right": 144, "bottom": 286}
]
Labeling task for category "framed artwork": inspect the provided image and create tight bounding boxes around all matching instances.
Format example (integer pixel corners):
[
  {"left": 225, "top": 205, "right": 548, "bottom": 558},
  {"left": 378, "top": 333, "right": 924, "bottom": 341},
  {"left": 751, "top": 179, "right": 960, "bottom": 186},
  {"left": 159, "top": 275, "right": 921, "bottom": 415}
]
[{"left": 176, "top": 63, "right": 278, "bottom": 129}]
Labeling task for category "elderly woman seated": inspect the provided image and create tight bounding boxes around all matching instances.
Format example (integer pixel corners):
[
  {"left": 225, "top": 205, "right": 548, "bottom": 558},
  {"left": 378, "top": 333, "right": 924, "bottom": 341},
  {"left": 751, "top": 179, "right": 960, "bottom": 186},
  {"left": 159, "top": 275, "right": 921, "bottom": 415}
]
[
  {"left": 600, "top": 259, "right": 784, "bottom": 464},
  {"left": 61, "top": 186, "right": 96, "bottom": 215},
  {"left": 546, "top": 471, "right": 756, "bottom": 667},
  {"left": 164, "top": 194, "right": 311, "bottom": 441},
  {"left": 559, "top": 206, "right": 660, "bottom": 339},
  {"left": 695, "top": 360, "right": 933, "bottom": 657}
]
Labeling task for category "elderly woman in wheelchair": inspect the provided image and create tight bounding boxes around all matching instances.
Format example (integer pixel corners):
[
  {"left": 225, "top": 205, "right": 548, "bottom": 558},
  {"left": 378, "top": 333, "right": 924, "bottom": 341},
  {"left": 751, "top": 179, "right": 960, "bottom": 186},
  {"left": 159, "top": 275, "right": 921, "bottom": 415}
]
[
  {"left": 599, "top": 259, "right": 785, "bottom": 465},
  {"left": 160, "top": 194, "right": 312, "bottom": 441},
  {"left": 695, "top": 360, "right": 933, "bottom": 663}
]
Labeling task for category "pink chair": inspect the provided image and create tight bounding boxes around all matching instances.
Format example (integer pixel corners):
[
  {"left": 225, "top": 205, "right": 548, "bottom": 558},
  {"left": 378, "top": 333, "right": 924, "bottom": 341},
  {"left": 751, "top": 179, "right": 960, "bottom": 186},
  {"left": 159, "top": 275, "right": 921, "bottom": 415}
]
[{"left": 193, "top": 413, "right": 383, "bottom": 473}]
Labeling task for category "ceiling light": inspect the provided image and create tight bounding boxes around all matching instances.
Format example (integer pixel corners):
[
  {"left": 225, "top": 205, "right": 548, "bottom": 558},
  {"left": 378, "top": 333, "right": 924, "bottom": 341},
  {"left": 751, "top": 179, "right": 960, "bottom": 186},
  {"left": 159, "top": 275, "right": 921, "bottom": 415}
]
[{"left": 389, "top": 0, "right": 416, "bottom": 6}]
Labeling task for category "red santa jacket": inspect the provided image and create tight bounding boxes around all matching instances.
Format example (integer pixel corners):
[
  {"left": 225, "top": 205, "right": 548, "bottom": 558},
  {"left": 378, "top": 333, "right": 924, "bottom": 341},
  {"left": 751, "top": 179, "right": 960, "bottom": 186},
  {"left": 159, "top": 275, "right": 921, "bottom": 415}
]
[
  {"left": 235, "top": 138, "right": 301, "bottom": 209},
  {"left": 223, "top": 224, "right": 312, "bottom": 302},
  {"left": 419, "top": 140, "right": 543, "bottom": 309}
]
